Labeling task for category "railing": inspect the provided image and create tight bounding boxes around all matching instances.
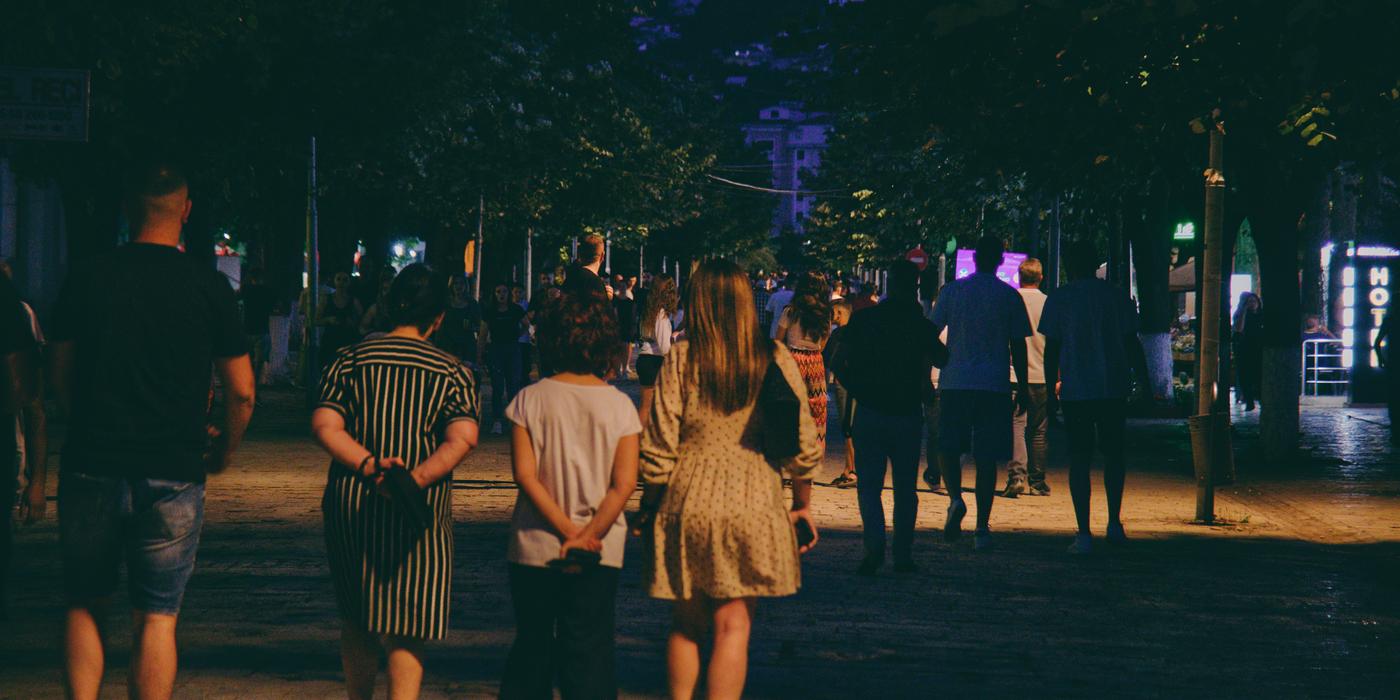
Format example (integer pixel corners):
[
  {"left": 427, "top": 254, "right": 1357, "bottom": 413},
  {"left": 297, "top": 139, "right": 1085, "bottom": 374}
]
[{"left": 1301, "top": 338, "right": 1348, "bottom": 397}]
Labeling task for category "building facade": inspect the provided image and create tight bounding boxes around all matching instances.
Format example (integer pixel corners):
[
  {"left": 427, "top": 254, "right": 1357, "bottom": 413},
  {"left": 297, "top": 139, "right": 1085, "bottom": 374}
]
[{"left": 741, "top": 102, "right": 831, "bottom": 236}]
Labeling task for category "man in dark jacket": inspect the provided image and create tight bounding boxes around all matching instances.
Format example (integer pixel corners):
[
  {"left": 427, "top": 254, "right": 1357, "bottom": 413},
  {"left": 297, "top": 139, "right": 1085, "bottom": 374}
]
[{"left": 832, "top": 260, "right": 946, "bottom": 575}]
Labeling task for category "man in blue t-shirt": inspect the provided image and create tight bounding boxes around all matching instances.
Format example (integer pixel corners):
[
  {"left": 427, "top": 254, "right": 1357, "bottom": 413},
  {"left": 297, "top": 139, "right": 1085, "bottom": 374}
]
[
  {"left": 1040, "top": 241, "right": 1144, "bottom": 555},
  {"left": 929, "top": 236, "right": 1033, "bottom": 551}
]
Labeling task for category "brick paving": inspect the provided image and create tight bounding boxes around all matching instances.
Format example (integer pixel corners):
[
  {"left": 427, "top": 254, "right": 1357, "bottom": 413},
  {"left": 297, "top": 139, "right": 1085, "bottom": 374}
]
[{"left": 4, "top": 386, "right": 1399, "bottom": 698}]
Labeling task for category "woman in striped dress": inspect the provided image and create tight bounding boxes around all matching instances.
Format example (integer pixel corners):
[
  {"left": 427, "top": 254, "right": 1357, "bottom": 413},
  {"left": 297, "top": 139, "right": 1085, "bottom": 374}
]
[
  {"left": 773, "top": 271, "right": 834, "bottom": 449},
  {"left": 312, "top": 264, "right": 480, "bottom": 700}
]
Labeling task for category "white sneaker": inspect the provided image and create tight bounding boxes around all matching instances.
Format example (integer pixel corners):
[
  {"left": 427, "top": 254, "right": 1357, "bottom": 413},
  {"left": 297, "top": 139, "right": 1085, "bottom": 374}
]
[
  {"left": 491, "top": 421, "right": 504, "bottom": 436},
  {"left": 1067, "top": 533, "right": 1093, "bottom": 555}
]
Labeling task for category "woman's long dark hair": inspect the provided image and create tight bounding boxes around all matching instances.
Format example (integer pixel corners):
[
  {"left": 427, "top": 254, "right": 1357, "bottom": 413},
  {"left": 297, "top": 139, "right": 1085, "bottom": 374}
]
[
  {"left": 640, "top": 276, "right": 678, "bottom": 340},
  {"left": 789, "top": 271, "right": 833, "bottom": 343}
]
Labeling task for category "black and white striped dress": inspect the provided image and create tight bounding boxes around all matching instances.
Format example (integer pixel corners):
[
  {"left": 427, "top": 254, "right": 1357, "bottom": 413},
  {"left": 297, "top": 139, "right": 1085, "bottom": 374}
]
[{"left": 317, "top": 336, "right": 479, "bottom": 640}]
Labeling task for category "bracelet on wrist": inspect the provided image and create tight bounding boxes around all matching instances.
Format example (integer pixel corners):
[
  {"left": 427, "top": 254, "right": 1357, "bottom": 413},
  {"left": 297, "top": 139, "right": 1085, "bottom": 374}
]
[{"left": 357, "top": 454, "right": 375, "bottom": 475}]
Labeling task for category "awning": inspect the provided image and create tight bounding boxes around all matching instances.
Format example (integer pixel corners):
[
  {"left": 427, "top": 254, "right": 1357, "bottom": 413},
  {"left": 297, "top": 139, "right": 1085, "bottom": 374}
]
[{"left": 1170, "top": 258, "right": 1195, "bottom": 292}]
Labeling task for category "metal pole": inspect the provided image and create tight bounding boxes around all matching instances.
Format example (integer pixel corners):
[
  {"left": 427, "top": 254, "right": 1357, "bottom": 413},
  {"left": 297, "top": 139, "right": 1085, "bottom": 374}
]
[
  {"left": 639, "top": 240, "right": 645, "bottom": 281},
  {"left": 1194, "top": 127, "right": 1226, "bottom": 523},
  {"left": 473, "top": 193, "right": 483, "bottom": 299},
  {"left": 938, "top": 253, "right": 947, "bottom": 290},
  {"left": 306, "top": 136, "right": 321, "bottom": 400},
  {"left": 604, "top": 230, "right": 612, "bottom": 275}
]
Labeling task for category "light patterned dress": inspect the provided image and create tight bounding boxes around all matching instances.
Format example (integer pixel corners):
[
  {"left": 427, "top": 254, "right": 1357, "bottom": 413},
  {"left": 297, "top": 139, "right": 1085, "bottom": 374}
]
[{"left": 642, "top": 341, "right": 822, "bottom": 600}]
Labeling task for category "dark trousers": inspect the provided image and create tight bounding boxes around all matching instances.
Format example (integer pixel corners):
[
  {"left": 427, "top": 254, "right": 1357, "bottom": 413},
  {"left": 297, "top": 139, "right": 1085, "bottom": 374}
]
[
  {"left": 923, "top": 392, "right": 941, "bottom": 486},
  {"left": 852, "top": 405, "right": 922, "bottom": 562},
  {"left": 500, "top": 563, "right": 620, "bottom": 700},
  {"left": 488, "top": 343, "right": 524, "bottom": 424},
  {"left": 1062, "top": 399, "right": 1128, "bottom": 534}
]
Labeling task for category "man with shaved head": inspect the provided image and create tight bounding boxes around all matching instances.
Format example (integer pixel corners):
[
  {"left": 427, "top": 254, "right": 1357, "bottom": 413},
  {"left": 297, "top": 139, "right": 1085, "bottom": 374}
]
[{"left": 49, "top": 159, "right": 255, "bottom": 700}]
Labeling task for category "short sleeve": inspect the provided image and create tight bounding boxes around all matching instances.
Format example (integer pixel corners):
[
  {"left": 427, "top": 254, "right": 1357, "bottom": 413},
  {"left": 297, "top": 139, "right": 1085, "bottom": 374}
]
[
  {"left": 441, "top": 362, "right": 481, "bottom": 426},
  {"left": 614, "top": 392, "right": 643, "bottom": 437},
  {"left": 209, "top": 274, "right": 250, "bottom": 358},
  {"left": 316, "top": 350, "right": 354, "bottom": 416},
  {"left": 929, "top": 287, "right": 951, "bottom": 330},
  {"left": 1038, "top": 295, "right": 1062, "bottom": 339}
]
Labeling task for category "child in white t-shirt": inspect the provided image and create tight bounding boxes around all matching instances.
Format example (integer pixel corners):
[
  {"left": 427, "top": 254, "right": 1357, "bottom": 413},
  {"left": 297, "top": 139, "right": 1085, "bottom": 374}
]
[{"left": 500, "top": 288, "right": 641, "bottom": 700}]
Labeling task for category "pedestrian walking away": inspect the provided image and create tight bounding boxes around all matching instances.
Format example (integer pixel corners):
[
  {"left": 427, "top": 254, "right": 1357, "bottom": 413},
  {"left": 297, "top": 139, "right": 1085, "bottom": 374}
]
[
  {"left": 1040, "top": 242, "right": 1144, "bottom": 555},
  {"left": 637, "top": 260, "right": 821, "bottom": 700},
  {"left": 1003, "top": 258, "right": 1051, "bottom": 498},
  {"left": 499, "top": 288, "right": 641, "bottom": 699},
  {"left": 48, "top": 160, "right": 256, "bottom": 700},
  {"left": 929, "top": 236, "right": 1034, "bottom": 552},
  {"left": 637, "top": 275, "right": 679, "bottom": 428},
  {"left": 773, "top": 271, "right": 835, "bottom": 453},
  {"left": 312, "top": 263, "right": 480, "bottom": 699},
  {"left": 831, "top": 260, "right": 946, "bottom": 574},
  {"left": 0, "top": 267, "right": 42, "bottom": 620},
  {"left": 825, "top": 299, "right": 858, "bottom": 488},
  {"left": 483, "top": 284, "right": 528, "bottom": 434}
]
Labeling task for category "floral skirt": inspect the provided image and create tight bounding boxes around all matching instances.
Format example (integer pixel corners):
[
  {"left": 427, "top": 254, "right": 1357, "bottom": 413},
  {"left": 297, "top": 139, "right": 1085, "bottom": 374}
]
[{"left": 789, "top": 347, "right": 828, "bottom": 448}]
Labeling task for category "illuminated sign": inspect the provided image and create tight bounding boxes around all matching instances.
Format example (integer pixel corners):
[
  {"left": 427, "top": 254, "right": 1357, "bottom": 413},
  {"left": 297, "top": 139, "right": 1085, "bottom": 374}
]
[
  {"left": 954, "top": 249, "right": 1028, "bottom": 287},
  {"left": 1173, "top": 222, "right": 1196, "bottom": 241},
  {"left": 1347, "top": 249, "right": 1395, "bottom": 404}
]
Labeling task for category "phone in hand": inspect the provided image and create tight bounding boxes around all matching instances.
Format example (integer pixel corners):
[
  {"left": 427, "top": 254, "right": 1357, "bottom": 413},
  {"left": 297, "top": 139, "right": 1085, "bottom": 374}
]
[{"left": 795, "top": 518, "right": 816, "bottom": 549}]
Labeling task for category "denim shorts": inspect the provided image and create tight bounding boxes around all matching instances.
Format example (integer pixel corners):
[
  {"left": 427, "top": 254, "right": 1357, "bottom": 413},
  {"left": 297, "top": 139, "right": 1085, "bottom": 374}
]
[{"left": 59, "top": 471, "right": 206, "bottom": 615}]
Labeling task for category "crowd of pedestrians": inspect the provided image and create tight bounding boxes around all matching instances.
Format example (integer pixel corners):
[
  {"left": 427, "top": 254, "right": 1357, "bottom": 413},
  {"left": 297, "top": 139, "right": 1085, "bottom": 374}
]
[{"left": 0, "top": 160, "right": 1166, "bottom": 699}]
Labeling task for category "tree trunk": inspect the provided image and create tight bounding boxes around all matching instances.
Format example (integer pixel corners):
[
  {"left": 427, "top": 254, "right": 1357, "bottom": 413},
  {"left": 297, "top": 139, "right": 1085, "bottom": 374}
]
[
  {"left": 1245, "top": 171, "right": 1304, "bottom": 460},
  {"left": 1298, "top": 172, "right": 1332, "bottom": 318},
  {"left": 1133, "top": 176, "right": 1175, "bottom": 399}
]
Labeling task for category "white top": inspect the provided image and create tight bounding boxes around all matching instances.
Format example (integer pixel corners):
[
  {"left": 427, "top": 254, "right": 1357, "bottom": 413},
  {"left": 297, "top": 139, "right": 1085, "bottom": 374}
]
[
  {"left": 1009, "top": 287, "right": 1048, "bottom": 384},
  {"left": 778, "top": 307, "right": 822, "bottom": 352},
  {"left": 765, "top": 289, "right": 795, "bottom": 337},
  {"left": 638, "top": 310, "right": 673, "bottom": 356},
  {"left": 505, "top": 378, "right": 642, "bottom": 568}
]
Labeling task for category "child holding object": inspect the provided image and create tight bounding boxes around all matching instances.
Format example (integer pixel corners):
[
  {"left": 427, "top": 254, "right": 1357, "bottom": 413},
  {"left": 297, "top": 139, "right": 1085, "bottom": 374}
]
[{"left": 499, "top": 288, "right": 642, "bottom": 700}]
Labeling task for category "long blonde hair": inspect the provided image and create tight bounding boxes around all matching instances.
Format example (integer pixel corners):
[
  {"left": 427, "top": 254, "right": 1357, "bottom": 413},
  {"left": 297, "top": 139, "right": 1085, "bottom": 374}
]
[{"left": 684, "top": 259, "right": 770, "bottom": 413}]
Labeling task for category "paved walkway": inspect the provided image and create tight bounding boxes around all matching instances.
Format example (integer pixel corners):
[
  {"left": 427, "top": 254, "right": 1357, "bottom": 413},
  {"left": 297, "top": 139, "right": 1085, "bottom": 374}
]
[{"left": 4, "top": 387, "right": 1398, "bottom": 698}]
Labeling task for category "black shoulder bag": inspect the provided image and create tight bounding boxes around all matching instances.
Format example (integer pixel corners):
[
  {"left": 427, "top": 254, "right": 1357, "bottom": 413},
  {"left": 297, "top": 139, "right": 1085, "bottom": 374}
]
[{"left": 759, "top": 341, "right": 803, "bottom": 462}]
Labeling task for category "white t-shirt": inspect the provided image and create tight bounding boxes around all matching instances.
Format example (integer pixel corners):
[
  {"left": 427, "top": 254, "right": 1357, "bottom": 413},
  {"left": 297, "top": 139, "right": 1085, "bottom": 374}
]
[
  {"left": 765, "top": 289, "right": 795, "bottom": 337},
  {"left": 505, "top": 378, "right": 642, "bottom": 569},
  {"left": 638, "top": 310, "right": 673, "bottom": 356},
  {"left": 1009, "top": 287, "right": 1048, "bottom": 384}
]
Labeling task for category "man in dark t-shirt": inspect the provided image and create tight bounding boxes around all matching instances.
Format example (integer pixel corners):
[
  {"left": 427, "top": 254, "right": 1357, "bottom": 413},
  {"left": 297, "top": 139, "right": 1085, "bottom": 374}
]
[
  {"left": 561, "top": 233, "right": 608, "bottom": 296},
  {"left": 482, "top": 284, "right": 527, "bottom": 433},
  {"left": 49, "top": 161, "right": 256, "bottom": 699},
  {"left": 239, "top": 268, "right": 278, "bottom": 384}
]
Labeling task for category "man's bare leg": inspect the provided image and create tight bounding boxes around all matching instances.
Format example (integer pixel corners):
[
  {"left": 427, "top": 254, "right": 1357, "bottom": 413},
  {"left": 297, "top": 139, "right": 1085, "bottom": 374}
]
[
  {"left": 129, "top": 611, "right": 179, "bottom": 700},
  {"left": 65, "top": 601, "right": 108, "bottom": 700}
]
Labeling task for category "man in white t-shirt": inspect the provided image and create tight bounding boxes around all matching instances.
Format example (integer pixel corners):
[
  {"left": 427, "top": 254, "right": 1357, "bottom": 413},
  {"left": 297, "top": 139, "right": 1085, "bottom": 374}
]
[
  {"left": 1003, "top": 258, "right": 1050, "bottom": 498},
  {"left": 764, "top": 278, "right": 795, "bottom": 338}
]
